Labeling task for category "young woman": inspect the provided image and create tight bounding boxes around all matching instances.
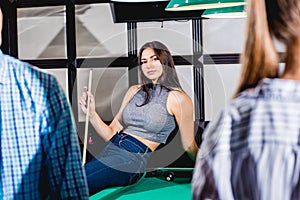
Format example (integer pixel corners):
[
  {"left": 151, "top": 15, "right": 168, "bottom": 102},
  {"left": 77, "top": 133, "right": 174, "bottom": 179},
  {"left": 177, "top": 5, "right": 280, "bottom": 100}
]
[
  {"left": 80, "top": 41, "right": 198, "bottom": 195},
  {"left": 192, "top": 0, "right": 300, "bottom": 199}
]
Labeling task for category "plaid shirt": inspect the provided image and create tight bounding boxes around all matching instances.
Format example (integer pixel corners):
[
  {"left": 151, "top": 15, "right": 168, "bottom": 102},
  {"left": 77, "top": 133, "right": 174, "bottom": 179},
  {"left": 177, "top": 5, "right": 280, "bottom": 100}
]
[
  {"left": 192, "top": 78, "right": 300, "bottom": 200},
  {"left": 0, "top": 50, "right": 89, "bottom": 199}
]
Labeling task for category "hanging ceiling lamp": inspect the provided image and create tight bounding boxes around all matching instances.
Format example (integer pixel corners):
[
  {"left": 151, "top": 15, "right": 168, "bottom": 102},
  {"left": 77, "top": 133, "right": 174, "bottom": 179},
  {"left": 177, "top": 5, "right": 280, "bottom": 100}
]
[
  {"left": 111, "top": 0, "right": 168, "bottom": 2},
  {"left": 202, "top": 5, "right": 246, "bottom": 18},
  {"left": 165, "top": 0, "right": 245, "bottom": 11}
]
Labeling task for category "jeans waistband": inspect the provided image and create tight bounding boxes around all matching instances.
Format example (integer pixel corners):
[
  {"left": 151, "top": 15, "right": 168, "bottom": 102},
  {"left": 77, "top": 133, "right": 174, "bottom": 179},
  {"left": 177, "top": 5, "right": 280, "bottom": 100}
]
[{"left": 110, "top": 131, "right": 152, "bottom": 153}]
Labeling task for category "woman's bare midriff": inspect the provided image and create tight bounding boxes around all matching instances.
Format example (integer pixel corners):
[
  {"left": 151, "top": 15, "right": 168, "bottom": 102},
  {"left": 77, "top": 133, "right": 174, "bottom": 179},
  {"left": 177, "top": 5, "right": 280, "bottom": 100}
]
[{"left": 123, "top": 131, "right": 161, "bottom": 152}]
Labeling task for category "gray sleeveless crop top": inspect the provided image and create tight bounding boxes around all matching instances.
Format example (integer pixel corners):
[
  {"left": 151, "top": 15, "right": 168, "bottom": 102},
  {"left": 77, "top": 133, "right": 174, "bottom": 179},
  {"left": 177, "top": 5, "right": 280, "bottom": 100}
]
[{"left": 122, "top": 84, "right": 176, "bottom": 144}]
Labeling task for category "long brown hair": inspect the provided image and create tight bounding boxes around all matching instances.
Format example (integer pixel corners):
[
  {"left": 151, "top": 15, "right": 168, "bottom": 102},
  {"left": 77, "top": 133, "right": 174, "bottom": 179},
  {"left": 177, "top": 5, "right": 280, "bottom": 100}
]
[
  {"left": 137, "top": 41, "right": 182, "bottom": 106},
  {"left": 234, "top": 0, "right": 280, "bottom": 97},
  {"left": 267, "top": 0, "right": 300, "bottom": 78}
]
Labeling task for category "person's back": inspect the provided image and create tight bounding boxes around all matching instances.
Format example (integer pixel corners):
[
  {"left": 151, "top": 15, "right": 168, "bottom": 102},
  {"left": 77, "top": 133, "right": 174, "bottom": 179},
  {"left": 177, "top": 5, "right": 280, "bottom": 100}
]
[
  {"left": 192, "top": 0, "right": 300, "bottom": 199},
  {"left": 0, "top": 5, "right": 88, "bottom": 199},
  {"left": 0, "top": 51, "right": 89, "bottom": 199},
  {"left": 192, "top": 78, "right": 300, "bottom": 199}
]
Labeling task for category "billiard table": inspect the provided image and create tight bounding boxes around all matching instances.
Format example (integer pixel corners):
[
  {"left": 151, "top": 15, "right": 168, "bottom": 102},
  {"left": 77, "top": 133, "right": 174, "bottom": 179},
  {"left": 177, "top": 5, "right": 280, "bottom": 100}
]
[{"left": 89, "top": 168, "right": 193, "bottom": 200}]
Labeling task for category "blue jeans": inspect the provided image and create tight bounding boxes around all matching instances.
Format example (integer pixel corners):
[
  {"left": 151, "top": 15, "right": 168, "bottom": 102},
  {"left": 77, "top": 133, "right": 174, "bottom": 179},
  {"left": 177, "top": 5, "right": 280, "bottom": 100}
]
[{"left": 84, "top": 132, "right": 152, "bottom": 195}]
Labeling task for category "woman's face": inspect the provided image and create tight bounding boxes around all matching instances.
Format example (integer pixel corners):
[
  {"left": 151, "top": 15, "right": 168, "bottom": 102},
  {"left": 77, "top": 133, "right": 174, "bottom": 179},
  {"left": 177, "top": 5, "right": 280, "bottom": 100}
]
[{"left": 141, "top": 48, "right": 163, "bottom": 84}]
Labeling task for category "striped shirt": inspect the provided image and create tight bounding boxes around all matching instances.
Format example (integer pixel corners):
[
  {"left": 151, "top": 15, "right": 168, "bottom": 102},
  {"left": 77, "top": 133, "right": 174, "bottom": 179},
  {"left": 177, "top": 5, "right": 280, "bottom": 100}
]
[
  {"left": 192, "top": 78, "right": 300, "bottom": 200},
  {"left": 0, "top": 50, "right": 89, "bottom": 199}
]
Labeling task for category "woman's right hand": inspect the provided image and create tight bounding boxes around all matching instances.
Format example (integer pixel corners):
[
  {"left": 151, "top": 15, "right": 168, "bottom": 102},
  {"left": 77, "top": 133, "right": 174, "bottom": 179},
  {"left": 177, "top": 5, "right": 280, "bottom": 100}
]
[{"left": 79, "top": 87, "right": 96, "bottom": 119}]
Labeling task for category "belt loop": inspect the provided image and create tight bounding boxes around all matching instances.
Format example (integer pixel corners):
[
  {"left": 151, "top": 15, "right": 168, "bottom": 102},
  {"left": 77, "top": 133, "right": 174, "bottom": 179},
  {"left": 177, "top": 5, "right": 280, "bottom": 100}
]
[
  {"left": 119, "top": 131, "right": 127, "bottom": 139},
  {"left": 120, "top": 132, "right": 127, "bottom": 141},
  {"left": 118, "top": 130, "right": 123, "bottom": 137}
]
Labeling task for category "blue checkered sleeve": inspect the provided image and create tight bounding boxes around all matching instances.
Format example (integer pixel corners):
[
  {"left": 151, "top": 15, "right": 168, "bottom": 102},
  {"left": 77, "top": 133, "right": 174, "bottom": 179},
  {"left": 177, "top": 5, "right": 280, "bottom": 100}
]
[{"left": 39, "top": 75, "right": 89, "bottom": 199}]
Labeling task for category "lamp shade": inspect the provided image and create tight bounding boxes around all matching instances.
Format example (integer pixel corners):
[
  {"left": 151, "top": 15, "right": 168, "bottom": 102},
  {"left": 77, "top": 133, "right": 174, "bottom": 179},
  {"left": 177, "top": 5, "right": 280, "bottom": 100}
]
[
  {"left": 202, "top": 5, "right": 246, "bottom": 18},
  {"left": 111, "top": 0, "right": 168, "bottom": 2},
  {"left": 165, "top": 0, "right": 245, "bottom": 11}
]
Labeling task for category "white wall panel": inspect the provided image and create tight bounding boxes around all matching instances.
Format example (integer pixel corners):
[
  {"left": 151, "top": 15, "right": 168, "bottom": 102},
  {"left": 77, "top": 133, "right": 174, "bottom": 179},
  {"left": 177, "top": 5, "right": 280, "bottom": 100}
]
[
  {"left": 137, "top": 21, "right": 193, "bottom": 55},
  {"left": 204, "top": 64, "right": 242, "bottom": 121},
  {"left": 203, "top": 18, "right": 246, "bottom": 54},
  {"left": 203, "top": 18, "right": 286, "bottom": 54},
  {"left": 18, "top": 6, "right": 66, "bottom": 59},
  {"left": 76, "top": 4, "right": 127, "bottom": 58}
]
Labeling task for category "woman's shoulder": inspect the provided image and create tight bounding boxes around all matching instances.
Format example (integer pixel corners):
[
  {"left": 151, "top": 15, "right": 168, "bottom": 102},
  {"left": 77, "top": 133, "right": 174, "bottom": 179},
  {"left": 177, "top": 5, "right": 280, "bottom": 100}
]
[
  {"left": 167, "top": 89, "right": 193, "bottom": 109},
  {"left": 168, "top": 89, "right": 192, "bottom": 102},
  {"left": 128, "top": 84, "right": 142, "bottom": 94},
  {"left": 124, "top": 84, "right": 142, "bottom": 101},
  {"left": 166, "top": 88, "right": 193, "bottom": 116}
]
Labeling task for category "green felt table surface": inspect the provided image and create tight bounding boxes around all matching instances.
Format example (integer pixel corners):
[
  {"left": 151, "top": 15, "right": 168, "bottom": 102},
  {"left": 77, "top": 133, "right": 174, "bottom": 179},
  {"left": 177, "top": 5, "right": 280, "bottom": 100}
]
[{"left": 89, "top": 176, "right": 192, "bottom": 200}]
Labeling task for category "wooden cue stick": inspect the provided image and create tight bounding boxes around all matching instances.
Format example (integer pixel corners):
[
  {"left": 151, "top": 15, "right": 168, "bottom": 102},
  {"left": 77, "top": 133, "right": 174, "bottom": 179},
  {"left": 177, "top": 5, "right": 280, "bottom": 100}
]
[{"left": 82, "top": 69, "right": 93, "bottom": 166}]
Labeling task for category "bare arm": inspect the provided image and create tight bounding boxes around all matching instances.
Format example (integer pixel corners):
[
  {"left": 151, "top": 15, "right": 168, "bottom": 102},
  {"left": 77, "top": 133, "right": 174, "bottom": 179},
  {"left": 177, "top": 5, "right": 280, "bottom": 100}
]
[
  {"left": 168, "top": 90, "right": 199, "bottom": 161},
  {"left": 79, "top": 85, "right": 140, "bottom": 142}
]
